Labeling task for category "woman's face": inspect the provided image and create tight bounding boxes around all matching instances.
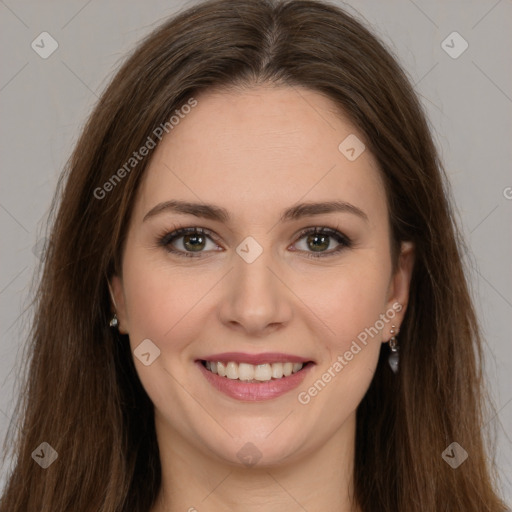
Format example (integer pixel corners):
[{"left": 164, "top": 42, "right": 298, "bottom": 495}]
[{"left": 111, "top": 85, "right": 414, "bottom": 467}]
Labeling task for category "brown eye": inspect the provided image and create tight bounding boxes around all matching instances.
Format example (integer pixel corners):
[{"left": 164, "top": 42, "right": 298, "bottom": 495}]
[
  {"left": 180, "top": 232, "right": 207, "bottom": 252},
  {"left": 292, "top": 227, "right": 351, "bottom": 259},
  {"left": 158, "top": 227, "right": 221, "bottom": 258}
]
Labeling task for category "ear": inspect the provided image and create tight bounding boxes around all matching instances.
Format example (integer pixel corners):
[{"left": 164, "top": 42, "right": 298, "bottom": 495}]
[
  {"left": 108, "top": 274, "right": 129, "bottom": 335},
  {"left": 384, "top": 241, "right": 415, "bottom": 341}
]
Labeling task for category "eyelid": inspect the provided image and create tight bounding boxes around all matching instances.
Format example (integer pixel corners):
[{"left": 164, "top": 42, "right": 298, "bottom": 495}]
[{"left": 158, "top": 226, "right": 220, "bottom": 247}]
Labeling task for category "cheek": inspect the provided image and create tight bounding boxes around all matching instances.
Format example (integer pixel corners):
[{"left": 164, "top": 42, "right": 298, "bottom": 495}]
[
  {"left": 341, "top": 271, "right": 389, "bottom": 340},
  {"left": 120, "top": 252, "right": 206, "bottom": 406},
  {"left": 293, "top": 260, "right": 391, "bottom": 438},
  {"left": 296, "top": 258, "right": 391, "bottom": 350},
  {"left": 122, "top": 251, "right": 227, "bottom": 366},
  {"left": 121, "top": 249, "right": 198, "bottom": 346},
  {"left": 297, "top": 268, "right": 389, "bottom": 407}
]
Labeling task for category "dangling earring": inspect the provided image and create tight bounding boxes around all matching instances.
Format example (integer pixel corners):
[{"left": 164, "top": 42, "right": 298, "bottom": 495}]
[
  {"left": 387, "top": 324, "right": 399, "bottom": 374},
  {"left": 107, "top": 280, "right": 119, "bottom": 329},
  {"left": 109, "top": 313, "right": 119, "bottom": 328}
]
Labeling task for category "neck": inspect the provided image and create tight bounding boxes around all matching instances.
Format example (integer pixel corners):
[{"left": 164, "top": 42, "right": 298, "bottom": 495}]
[{"left": 150, "top": 412, "right": 360, "bottom": 512}]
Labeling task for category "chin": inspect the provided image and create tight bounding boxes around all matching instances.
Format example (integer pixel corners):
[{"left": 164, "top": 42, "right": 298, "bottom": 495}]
[{"left": 198, "top": 426, "right": 307, "bottom": 469}]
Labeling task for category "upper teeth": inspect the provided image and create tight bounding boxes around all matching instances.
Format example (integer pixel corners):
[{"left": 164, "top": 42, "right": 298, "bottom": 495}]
[{"left": 205, "top": 361, "right": 304, "bottom": 381}]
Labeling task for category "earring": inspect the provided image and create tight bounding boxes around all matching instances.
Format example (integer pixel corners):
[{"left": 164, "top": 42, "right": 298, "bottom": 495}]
[
  {"left": 387, "top": 324, "right": 399, "bottom": 374},
  {"left": 107, "top": 281, "right": 119, "bottom": 329},
  {"left": 109, "top": 313, "right": 119, "bottom": 329}
]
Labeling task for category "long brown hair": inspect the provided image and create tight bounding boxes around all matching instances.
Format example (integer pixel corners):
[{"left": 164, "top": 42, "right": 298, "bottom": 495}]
[{"left": 1, "top": 0, "right": 507, "bottom": 510}]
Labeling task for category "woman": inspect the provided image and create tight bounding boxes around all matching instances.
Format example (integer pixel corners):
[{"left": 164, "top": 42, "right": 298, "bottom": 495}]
[{"left": 0, "top": 0, "right": 508, "bottom": 510}]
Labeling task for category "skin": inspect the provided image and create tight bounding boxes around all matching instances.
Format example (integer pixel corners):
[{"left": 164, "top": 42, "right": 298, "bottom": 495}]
[{"left": 111, "top": 84, "right": 415, "bottom": 512}]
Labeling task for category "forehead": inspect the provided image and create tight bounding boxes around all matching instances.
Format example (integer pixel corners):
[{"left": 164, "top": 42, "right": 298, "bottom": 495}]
[{"left": 134, "top": 85, "right": 386, "bottom": 225}]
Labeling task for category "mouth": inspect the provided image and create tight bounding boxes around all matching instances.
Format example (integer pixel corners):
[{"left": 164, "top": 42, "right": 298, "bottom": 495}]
[
  {"left": 195, "top": 354, "right": 315, "bottom": 401},
  {"left": 200, "top": 359, "right": 312, "bottom": 383}
]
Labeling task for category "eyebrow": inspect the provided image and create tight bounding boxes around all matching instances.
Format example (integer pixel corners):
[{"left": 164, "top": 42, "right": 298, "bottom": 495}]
[{"left": 143, "top": 199, "right": 369, "bottom": 224}]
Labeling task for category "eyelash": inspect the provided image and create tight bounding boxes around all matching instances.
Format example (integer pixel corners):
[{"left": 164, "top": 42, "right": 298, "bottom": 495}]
[{"left": 156, "top": 224, "right": 352, "bottom": 259}]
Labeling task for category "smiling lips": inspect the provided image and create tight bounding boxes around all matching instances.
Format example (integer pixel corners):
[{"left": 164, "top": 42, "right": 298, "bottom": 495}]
[
  {"left": 204, "top": 360, "right": 304, "bottom": 381},
  {"left": 196, "top": 352, "right": 314, "bottom": 401}
]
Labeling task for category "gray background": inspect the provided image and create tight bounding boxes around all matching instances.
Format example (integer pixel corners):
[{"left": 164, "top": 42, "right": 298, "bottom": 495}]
[{"left": 1, "top": 0, "right": 511, "bottom": 503}]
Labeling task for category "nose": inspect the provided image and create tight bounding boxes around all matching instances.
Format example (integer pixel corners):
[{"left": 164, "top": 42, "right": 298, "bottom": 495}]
[{"left": 217, "top": 245, "right": 293, "bottom": 337}]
